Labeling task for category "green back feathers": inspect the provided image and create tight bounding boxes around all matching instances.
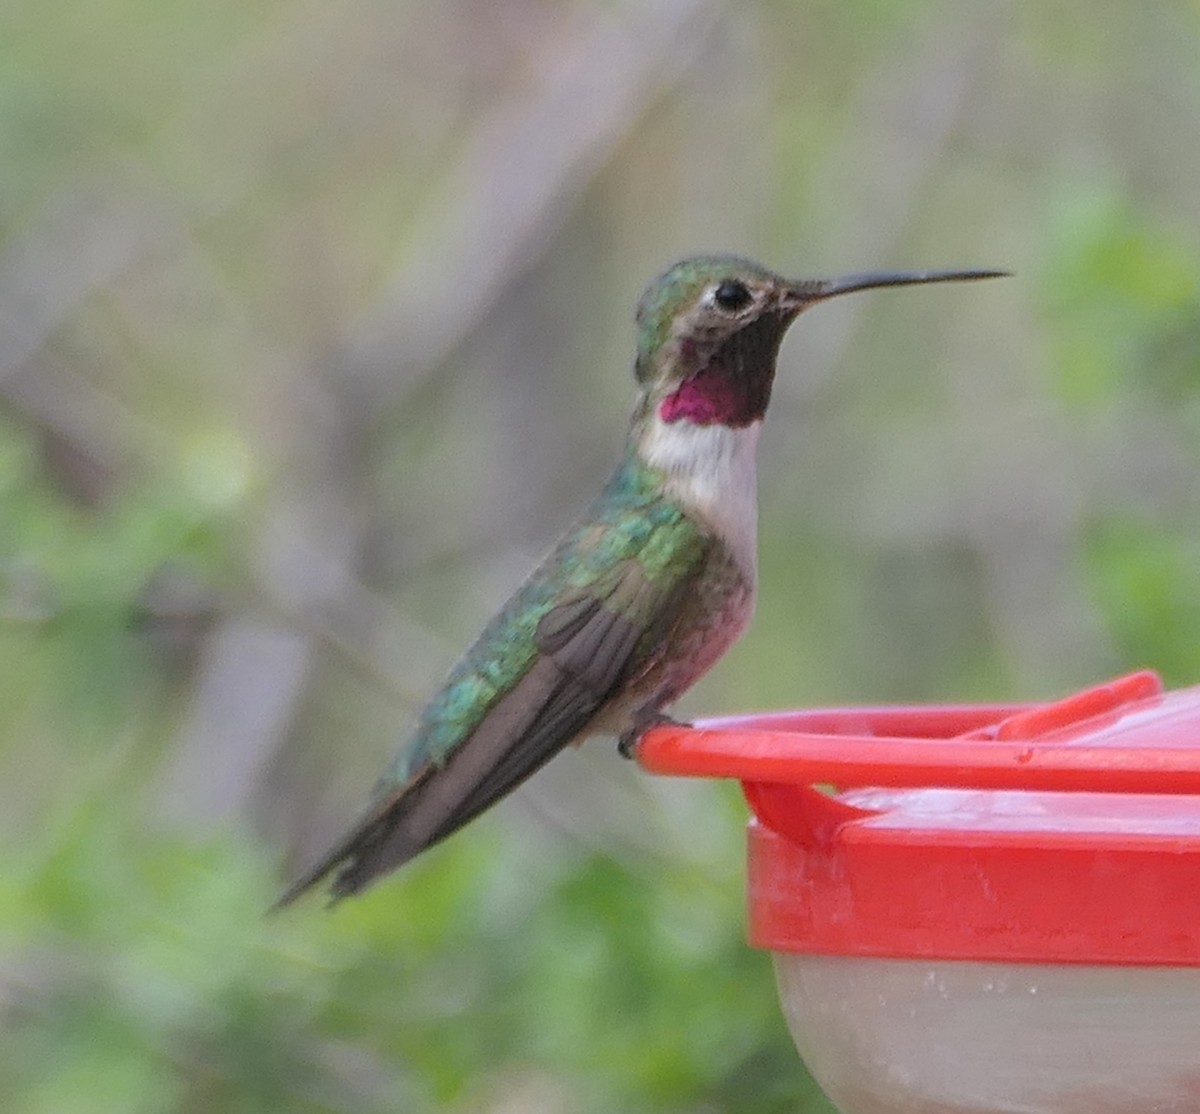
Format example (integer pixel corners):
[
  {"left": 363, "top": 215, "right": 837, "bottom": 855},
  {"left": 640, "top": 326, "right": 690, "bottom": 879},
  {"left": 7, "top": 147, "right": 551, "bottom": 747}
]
[{"left": 384, "top": 451, "right": 708, "bottom": 783}]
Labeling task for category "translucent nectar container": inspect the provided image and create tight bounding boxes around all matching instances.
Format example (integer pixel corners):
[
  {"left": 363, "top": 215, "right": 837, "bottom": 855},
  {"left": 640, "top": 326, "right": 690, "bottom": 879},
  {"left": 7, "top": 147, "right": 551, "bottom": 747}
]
[{"left": 638, "top": 671, "right": 1200, "bottom": 1114}]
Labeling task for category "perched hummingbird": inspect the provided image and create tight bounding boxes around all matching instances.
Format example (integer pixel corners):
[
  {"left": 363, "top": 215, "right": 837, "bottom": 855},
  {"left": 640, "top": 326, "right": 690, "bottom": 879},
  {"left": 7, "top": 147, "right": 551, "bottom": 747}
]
[{"left": 276, "top": 255, "right": 1003, "bottom": 906}]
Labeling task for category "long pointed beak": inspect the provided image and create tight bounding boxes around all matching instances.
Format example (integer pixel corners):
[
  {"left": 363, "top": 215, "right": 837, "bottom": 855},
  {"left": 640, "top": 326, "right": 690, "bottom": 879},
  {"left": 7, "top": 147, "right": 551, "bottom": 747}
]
[{"left": 783, "top": 268, "right": 1009, "bottom": 309}]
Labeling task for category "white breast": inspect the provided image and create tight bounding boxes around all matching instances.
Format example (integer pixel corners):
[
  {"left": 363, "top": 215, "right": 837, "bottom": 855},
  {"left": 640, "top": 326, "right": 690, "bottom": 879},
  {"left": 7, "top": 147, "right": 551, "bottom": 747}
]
[{"left": 640, "top": 418, "right": 761, "bottom": 579}]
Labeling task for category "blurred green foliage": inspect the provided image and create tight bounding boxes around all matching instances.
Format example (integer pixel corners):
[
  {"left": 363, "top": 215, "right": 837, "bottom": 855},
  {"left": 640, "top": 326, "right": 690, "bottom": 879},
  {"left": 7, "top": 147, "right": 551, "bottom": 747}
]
[
  {"left": 3, "top": 785, "right": 818, "bottom": 1113},
  {"left": 2, "top": 1, "right": 1200, "bottom": 1112}
]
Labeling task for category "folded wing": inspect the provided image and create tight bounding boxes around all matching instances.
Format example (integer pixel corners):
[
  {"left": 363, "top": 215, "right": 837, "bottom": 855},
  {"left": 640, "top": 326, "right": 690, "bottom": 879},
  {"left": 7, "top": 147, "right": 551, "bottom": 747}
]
[{"left": 274, "top": 534, "right": 707, "bottom": 906}]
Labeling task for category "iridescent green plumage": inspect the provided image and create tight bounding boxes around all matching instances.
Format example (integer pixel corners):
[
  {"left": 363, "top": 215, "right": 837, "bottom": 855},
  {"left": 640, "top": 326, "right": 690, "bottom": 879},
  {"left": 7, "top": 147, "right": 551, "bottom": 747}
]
[
  {"left": 275, "top": 446, "right": 730, "bottom": 904},
  {"left": 634, "top": 255, "right": 781, "bottom": 382},
  {"left": 276, "top": 255, "right": 1003, "bottom": 905},
  {"left": 393, "top": 450, "right": 710, "bottom": 781}
]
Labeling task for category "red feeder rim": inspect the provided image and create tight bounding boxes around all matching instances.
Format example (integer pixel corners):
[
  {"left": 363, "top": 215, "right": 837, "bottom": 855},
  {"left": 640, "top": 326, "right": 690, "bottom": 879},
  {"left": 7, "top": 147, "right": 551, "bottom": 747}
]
[{"left": 637, "top": 671, "right": 1200, "bottom": 965}]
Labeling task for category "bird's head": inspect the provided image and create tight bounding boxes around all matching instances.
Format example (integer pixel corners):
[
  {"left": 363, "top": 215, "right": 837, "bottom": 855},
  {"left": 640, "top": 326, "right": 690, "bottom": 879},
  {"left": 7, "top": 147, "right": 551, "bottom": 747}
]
[{"left": 633, "top": 255, "right": 1005, "bottom": 429}]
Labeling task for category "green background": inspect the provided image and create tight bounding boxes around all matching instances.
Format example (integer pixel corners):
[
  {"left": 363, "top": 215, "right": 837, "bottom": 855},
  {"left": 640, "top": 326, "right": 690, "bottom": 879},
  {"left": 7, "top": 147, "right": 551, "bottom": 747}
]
[{"left": 3, "top": 1, "right": 1200, "bottom": 1111}]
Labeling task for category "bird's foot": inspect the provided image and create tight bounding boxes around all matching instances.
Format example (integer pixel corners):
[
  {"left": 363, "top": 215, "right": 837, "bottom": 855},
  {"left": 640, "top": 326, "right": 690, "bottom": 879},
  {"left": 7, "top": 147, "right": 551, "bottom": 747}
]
[{"left": 618, "top": 712, "right": 688, "bottom": 760}]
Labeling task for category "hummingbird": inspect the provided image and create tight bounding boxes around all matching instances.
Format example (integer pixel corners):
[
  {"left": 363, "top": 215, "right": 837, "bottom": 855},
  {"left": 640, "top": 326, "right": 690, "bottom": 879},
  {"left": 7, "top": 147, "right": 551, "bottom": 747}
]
[{"left": 276, "top": 255, "right": 1004, "bottom": 906}]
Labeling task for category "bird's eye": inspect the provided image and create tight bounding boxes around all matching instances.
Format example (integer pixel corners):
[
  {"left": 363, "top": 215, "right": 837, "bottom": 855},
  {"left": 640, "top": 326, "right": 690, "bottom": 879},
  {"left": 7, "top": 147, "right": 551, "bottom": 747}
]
[{"left": 712, "top": 280, "right": 753, "bottom": 312}]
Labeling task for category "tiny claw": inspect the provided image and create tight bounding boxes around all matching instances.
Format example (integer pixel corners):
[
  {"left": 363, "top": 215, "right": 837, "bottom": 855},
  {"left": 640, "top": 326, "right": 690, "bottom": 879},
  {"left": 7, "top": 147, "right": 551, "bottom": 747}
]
[{"left": 617, "top": 712, "right": 687, "bottom": 759}]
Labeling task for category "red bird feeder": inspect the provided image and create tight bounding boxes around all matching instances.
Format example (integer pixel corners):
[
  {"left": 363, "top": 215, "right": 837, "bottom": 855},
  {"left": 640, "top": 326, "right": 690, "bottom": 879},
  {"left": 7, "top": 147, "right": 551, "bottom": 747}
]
[{"left": 638, "top": 671, "right": 1200, "bottom": 1114}]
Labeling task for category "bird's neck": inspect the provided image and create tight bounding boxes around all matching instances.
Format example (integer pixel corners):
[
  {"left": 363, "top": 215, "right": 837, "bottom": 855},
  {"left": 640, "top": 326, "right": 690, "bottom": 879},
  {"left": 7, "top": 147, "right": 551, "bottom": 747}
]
[{"left": 633, "top": 411, "right": 761, "bottom": 578}]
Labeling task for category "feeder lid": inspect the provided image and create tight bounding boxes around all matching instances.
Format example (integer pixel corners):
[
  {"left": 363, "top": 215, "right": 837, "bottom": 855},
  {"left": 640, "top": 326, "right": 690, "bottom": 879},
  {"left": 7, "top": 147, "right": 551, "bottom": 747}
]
[{"left": 637, "top": 671, "right": 1200, "bottom": 965}]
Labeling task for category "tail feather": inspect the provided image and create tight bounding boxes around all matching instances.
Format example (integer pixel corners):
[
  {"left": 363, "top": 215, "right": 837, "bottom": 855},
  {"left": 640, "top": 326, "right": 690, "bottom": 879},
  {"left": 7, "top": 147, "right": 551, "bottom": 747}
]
[{"left": 270, "top": 807, "right": 415, "bottom": 912}]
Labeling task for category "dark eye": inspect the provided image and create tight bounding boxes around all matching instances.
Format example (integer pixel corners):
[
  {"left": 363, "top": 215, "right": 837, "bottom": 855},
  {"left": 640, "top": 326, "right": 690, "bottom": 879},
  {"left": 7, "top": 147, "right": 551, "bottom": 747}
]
[{"left": 712, "top": 280, "right": 752, "bottom": 312}]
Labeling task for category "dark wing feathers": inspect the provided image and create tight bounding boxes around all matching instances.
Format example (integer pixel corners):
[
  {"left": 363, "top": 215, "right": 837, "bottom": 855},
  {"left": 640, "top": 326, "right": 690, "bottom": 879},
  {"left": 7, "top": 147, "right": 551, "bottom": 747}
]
[
  {"left": 404, "top": 660, "right": 593, "bottom": 853},
  {"left": 328, "top": 657, "right": 577, "bottom": 898},
  {"left": 429, "top": 582, "right": 657, "bottom": 842},
  {"left": 276, "top": 556, "right": 699, "bottom": 906},
  {"left": 536, "top": 580, "right": 649, "bottom": 694}
]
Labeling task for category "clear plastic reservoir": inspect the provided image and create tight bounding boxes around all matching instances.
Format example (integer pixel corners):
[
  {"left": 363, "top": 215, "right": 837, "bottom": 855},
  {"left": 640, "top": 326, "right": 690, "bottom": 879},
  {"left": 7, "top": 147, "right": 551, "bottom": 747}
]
[{"left": 775, "top": 954, "right": 1200, "bottom": 1114}]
